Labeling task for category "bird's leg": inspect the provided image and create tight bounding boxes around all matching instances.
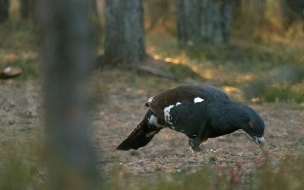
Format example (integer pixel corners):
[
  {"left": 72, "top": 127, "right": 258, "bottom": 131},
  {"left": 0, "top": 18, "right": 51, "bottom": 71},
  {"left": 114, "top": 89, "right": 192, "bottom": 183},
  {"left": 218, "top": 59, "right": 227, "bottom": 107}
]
[
  {"left": 189, "top": 122, "right": 209, "bottom": 153},
  {"left": 189, "top": 137, "right": 202, "bottom": 152}
]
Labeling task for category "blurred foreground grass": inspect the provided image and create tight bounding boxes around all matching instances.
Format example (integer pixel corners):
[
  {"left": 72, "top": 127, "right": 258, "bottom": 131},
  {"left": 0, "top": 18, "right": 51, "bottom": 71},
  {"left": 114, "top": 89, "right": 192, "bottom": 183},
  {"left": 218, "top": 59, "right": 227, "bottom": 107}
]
[
  {"left": 1, "top": 136, "right": 304, "bottom": 190},
  {"left": 0, "top": 128, "right": 44, "bottom": 189},
  {"left": 102, "top": 155, "right": 304, "bottom": 190}
]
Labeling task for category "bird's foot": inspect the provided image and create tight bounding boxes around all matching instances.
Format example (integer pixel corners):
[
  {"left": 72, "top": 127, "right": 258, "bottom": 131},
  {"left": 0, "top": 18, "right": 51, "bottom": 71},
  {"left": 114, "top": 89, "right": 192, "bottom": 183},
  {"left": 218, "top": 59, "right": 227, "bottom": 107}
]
[
  {"left": 191, "top": 146, "right": 202, "bottom": 153},
  {"left": 189, "top": 138, "right": 202, "bottom": 153}
]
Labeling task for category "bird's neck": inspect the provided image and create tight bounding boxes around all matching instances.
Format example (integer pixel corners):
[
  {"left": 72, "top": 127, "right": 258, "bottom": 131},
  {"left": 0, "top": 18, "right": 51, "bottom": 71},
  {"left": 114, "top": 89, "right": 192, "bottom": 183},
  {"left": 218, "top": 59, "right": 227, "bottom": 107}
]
[
  {"left": 208, "top": 124, "right": 238, "bottom": 138},
  {"left": 208, "top": 103, "right": 247, "bottom": 134}
]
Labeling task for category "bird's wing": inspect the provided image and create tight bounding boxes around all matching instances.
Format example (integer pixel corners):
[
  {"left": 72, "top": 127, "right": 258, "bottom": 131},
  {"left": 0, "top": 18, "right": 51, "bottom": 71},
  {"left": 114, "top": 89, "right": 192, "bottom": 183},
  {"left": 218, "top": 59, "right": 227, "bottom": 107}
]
[
  {"left": 164, "top": 100, "right": 208, "bottom": 137},
  {"left": 146, "top": 85, "right": 231, "bottom": 120},
  {"left": 146, "top": 86, "right": 207, "bottom": 119}
]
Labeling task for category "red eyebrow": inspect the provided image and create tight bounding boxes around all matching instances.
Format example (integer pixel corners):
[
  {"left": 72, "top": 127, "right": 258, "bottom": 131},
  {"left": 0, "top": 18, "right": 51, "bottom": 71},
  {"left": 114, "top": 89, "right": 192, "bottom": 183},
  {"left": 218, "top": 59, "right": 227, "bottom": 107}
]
[{"left": 249, "top": 121, "right": 256, "bottom": 130}]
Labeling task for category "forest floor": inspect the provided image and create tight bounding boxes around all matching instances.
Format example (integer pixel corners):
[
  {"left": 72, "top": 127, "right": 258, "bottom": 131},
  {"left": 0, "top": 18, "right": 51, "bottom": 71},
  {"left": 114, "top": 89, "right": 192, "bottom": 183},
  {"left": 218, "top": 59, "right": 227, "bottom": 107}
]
[
  {"left": 1, "top": 20, "right": 304, "bottom": 188},
  {"left": 92, "top": 66, "right": 304, "bottom": 184},
  {"left": 1, "top": 62, "right": 304, "bottom": 187}
]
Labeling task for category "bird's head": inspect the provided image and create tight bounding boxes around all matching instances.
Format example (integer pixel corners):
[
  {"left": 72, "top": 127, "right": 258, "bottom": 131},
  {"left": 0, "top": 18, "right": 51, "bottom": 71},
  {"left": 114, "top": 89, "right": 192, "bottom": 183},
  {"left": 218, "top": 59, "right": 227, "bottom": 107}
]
[{"left": 238, "top": 106, "right": 265, "bottom": 146}]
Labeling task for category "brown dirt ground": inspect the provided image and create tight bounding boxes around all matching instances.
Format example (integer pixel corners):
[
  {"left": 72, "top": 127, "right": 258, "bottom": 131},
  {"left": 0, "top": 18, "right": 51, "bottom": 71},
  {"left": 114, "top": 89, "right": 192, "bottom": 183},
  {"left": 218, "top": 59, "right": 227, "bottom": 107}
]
[{"left": 1, "top": 67, "right": 304, "bottom": 184}]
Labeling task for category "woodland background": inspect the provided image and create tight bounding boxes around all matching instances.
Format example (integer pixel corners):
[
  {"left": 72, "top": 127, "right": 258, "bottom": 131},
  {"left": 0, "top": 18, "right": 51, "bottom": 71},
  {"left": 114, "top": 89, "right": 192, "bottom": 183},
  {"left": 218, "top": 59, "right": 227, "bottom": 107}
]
[{"left": 0, "top": 0, "right": 304, "bottom": 189}]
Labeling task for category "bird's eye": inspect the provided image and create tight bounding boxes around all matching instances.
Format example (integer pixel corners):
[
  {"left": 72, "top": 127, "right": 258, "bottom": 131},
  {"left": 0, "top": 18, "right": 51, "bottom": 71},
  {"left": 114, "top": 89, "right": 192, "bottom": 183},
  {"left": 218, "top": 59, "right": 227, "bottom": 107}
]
[{"left": 249, "top": 121, "right": 256, "bottom": 131}]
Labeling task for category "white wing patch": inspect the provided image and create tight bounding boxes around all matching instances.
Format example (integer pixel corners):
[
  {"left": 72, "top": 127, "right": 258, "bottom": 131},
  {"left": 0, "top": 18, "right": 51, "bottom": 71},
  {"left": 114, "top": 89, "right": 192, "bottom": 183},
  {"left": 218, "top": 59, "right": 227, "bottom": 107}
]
[
  {"left": 163, "top": 102, "right": 181, "bottom": 125},
  {"left": 147, "top": 97, "right": 153, "bottom": 103},
  {"left": 164, "top": 105, "right": 174, "bottom": 125},
  {"left": 194, "top": 97, "right": 204, "bottom": 103},
  {"left": 148, "top": 115, "right": 164, "bottom": 128}
]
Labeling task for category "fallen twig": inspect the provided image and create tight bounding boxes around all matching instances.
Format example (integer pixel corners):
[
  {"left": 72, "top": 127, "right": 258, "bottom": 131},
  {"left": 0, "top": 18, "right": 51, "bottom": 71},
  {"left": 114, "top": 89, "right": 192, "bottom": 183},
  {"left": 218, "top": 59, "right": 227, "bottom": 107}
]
[{"left": 136, "top": 65, "right": 178, "bottom": 81}]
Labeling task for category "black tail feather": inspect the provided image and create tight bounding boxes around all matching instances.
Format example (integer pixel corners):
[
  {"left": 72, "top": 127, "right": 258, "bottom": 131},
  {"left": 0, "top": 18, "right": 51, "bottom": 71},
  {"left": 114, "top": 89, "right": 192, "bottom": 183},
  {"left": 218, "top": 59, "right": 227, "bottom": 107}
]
[{"left": 116, "top": 110, "right": 161, "bottom": 151}]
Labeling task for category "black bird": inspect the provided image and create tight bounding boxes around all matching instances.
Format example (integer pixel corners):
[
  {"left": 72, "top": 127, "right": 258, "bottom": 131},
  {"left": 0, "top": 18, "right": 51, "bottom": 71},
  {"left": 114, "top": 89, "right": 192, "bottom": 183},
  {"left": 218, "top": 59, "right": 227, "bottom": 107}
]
[{"left": 116, "top": 85, "right": 265, "bottom": 152}]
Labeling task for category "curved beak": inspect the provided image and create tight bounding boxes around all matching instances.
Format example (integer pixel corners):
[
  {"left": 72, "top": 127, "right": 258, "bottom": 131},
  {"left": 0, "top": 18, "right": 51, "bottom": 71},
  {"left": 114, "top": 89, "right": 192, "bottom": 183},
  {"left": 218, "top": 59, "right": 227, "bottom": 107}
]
[{"left": 254, "top": 136, "right": 265, "bottom": 146}]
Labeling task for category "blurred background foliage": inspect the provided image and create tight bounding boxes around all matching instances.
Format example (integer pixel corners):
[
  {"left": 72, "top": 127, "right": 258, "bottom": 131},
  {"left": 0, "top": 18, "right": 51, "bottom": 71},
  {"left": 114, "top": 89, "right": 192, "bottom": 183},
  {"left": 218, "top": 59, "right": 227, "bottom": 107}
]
[
  {"left": 1, "top": 0, "right": 304, "bottom": 189},
  {"left": 143, "top": 0, "right": 304, "bottom": 104},
  {"left": 1, "top": 0, "right": 304, "bottom": 103}
]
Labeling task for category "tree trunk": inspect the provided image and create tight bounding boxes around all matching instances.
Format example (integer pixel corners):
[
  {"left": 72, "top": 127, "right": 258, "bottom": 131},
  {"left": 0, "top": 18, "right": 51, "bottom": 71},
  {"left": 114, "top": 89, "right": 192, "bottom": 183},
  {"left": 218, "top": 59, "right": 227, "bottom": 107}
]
[
  {"left": 145, "top": 0, "right": 170, "bottom": 30},
  {"left": 176, "top": 0, "right": 201, "bottom": 45},
  {"left": 89, "top": 0, "right": 102, "bottom": 45},
  {"left": 20, "top": 0, "right": 32, "bottom": 19},
  {"left": 282, "top": 0, "right": 304, "bottom": 27},
  {"left": 0, "top": 0, "right": 9, "bottom": 23},
  {"left": 35, "top": 0, "right": 99, "bottom": 189},
  {"left": 177, "top": 0, "right": 234, "bottom": 45},
  {"left": 104, "top": 0, "right": 145, "bottom": 65}
]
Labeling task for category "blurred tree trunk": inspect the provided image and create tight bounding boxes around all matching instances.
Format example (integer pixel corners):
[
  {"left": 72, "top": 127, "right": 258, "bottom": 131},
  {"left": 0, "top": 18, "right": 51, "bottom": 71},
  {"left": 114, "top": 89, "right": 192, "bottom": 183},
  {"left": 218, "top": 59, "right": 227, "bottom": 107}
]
[
  {"left": 233, "top": 0, "right": 266, "bottom": 37},
  {"left": 104, "top": 0, "right": 146, "bottom": 65},
  {"left": 282, "top": 0, "right": 304, "bottom": 27},
  {"left": 35, "top": 0, "right": 99, "bottom": 189},
  {"left": 20, "top": 0, "right": 32, "bottom": 19},
  {"left": 89, "top": 0, "right": 103, "bottom": 45},
  {"left": 0, "top": 0, "right": 9, "bottom": 23},
  {"left": 177, "top": 0, "right": 234, "bottom": 45},
  {"left": 176, "top": 0, "right": 201, "bottom": 45},
  {"left": 145, "top": 0, "right": 170, "bottom": 30}
]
